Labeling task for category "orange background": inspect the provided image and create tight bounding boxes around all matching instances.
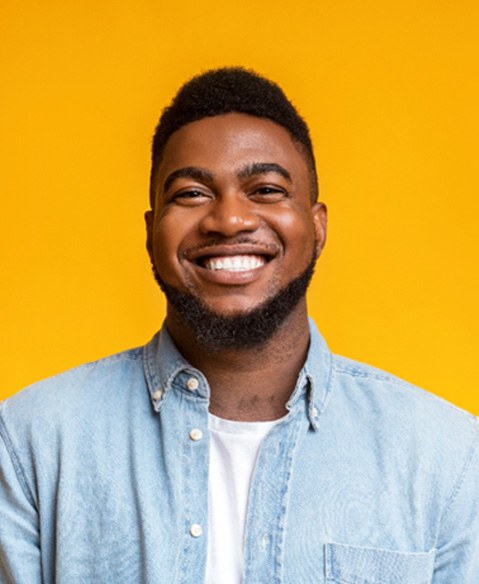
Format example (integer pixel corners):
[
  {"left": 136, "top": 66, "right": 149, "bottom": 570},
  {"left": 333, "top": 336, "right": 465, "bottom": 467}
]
[{"left": 1, "top": 0, "right": 478, "bottom": 414}]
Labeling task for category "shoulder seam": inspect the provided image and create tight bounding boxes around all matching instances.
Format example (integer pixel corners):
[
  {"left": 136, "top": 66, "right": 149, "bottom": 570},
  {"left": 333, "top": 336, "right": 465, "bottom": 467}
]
[
  {"left": 332, "top": 359, "right": 410, "bottom": 388},
  {"left": 0, "top": 408, "right": 37, "bottom": 509},
  {"left": 439, "top": 416, "right": 479, "bottom": 523},
  {"left": 332, "top": 357, "right": 475, "bottom": 419},
  {"left": 75, "top": 348, "right": 142, "bottom": 369},
  {"left": 24, "top": 347, "right": 144, "bottom": 385}
]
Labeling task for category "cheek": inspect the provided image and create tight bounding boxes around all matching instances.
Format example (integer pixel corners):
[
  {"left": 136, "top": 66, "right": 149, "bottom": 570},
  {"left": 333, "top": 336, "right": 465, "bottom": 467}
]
[
  {"left": 272, "top": 207, "right": 316, "bottom": 252},
  {"left": 150, "top": 215, "right": 185, "bottom": 279}
]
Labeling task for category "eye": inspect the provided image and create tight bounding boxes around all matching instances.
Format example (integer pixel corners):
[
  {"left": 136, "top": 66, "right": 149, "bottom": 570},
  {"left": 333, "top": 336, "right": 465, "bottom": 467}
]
[
  {"left": 249, "top": 185, "right": 287, "bottom": 202},
  {"left": 171, "top": 189, "right": 211, "bottom": 206}
]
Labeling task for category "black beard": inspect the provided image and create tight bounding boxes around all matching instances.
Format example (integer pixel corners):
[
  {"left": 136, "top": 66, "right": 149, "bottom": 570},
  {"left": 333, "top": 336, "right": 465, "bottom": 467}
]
[{"left": 152, "top": 251, "right": 317, "bottom": 351}]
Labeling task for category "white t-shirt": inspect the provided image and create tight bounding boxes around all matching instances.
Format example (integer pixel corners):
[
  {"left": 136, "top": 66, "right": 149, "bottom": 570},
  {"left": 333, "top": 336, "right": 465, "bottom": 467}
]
[{"left": 205, "top": 413, "right": 282, "bottom": 584}]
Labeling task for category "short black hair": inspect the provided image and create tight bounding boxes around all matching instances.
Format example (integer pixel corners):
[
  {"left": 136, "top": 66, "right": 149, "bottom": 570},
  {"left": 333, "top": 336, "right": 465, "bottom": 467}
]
[{"left": 149, "top": 67, "right": 318, "bottom": 207}]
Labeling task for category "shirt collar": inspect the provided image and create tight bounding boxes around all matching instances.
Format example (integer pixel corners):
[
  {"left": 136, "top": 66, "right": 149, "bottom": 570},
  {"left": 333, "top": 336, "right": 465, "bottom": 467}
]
[
  {"left": 143, "top": 326, "right": 208, "bottom": 412},
  {"left": 142, "top": 318, "right": 333, "bottom": 430},
  {"left": 286, "top": 318, "right": 333, "bottom": 430}
]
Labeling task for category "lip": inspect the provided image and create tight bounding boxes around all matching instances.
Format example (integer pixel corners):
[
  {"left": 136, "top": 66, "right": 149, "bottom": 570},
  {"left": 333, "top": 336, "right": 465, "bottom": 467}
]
[
  {"left": 185, "top": 243, "right": 279, "bottom": 263},
  {"left": 191, "top": 261, "right": 271, "bottom": 285},
  {"left": 182, "top": 243, "right": 280, "bottom": 286}
]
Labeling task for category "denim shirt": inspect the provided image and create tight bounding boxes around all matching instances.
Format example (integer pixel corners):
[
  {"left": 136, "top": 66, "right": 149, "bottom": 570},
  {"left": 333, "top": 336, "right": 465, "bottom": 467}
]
[{"left": 1, "top": 321, "right": 478, "bottom": 583}]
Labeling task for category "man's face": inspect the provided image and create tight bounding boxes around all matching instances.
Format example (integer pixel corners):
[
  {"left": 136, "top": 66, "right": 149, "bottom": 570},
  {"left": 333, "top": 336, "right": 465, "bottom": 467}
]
[{"left": 146, "top": 113, "right": 327, "bottom": 337}]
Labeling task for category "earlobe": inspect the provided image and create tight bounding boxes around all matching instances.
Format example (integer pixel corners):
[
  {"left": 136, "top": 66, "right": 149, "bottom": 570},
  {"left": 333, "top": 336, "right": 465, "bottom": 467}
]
[{"left": 312, "top": 202, "right": 327, "bottom": 255}]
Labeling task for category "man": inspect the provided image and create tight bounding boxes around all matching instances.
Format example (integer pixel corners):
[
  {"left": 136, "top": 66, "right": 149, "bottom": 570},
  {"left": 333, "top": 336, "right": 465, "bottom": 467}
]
[{"left": 1, "top": 68, "right": 478, "bottom": 583}]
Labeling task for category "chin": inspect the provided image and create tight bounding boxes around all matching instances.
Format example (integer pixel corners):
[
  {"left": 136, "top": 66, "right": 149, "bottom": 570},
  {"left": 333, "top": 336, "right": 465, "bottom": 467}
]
[
  {"left": 152, "top": 252, "right": 316, "bottom": 351},
  {"left": 200, "top": 296, "right": 269, "bottom": 318}
]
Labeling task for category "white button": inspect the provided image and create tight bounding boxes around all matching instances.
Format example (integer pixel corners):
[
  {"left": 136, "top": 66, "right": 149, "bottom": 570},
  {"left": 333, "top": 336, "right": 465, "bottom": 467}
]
[
  {"left": 152, "top": 389, "right": 163, "bottom": 401},
  {"left": 190, "top": 523, "right": 202, "bottom": 537},
  {"left": 189, "top": 428, "right": 203, "bottom": 441},
  {"left": 186, "top": 377, "right": 199, "bottom": 391},
  {"left": 311, "top": 407, "right": 318, "bottom": 418}
]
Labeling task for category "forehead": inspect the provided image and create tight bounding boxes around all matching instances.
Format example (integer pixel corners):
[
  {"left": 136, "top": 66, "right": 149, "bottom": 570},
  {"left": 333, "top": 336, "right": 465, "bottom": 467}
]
[{"left": 155, "top": 113, "right": 310, "bottom": 183}]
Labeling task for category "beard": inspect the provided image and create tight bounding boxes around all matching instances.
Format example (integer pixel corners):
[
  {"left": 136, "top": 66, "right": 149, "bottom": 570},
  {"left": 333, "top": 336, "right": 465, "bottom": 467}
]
[{"left": 152, "top": 249, "right": 317, "bottom": 351}]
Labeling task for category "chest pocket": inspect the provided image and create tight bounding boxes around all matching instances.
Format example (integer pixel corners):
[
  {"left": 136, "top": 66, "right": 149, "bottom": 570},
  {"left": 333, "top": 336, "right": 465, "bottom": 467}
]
[{"left": 325, "top": 542, "right": 435, "bottom": 584}]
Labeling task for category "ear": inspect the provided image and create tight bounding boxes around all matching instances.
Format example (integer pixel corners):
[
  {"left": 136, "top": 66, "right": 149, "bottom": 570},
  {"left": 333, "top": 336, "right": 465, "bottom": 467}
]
[
  {"left": 312, "top": 202, "right": 327, "bottom": 256},
  {"left": 144, "top": 209, "right": 154, "bottom": 259}
]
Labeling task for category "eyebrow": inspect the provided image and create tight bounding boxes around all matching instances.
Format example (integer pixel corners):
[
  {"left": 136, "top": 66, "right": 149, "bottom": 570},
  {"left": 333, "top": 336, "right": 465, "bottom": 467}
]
[
  {"left": 237, "top": 162, "right": 292, "bottom": 182},
  {"left": 162, "top": 162, "right": 292, "bottom": 193},
  {"left": 163, "top": 166, "right": 214, "bottom": 193}
]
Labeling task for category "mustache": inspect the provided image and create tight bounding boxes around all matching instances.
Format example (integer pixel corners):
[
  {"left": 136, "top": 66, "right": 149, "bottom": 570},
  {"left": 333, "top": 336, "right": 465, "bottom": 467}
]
[{"left": 179, "top": 236, "right": 281, "bottom": 259}]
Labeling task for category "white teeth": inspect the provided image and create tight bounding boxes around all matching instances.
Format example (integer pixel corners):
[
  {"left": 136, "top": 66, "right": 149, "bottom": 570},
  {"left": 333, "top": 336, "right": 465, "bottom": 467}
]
[{"left": 204, "top": 255, "right": 266, "bottom": 272}]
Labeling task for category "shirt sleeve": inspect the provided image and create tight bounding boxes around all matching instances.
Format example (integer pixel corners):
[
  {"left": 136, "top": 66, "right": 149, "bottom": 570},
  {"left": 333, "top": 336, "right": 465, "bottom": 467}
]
[
  {"left": 433, "top": 418, "right": 479, "bottom": 582},
  {"left": 0, "top": 416, "right": 42, "bottom": 584}
]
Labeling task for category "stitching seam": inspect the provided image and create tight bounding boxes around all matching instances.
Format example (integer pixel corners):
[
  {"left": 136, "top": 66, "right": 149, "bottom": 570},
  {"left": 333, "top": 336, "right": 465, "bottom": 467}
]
[{"left": 0, "top": 411, "right": 37, "bottom": 509}]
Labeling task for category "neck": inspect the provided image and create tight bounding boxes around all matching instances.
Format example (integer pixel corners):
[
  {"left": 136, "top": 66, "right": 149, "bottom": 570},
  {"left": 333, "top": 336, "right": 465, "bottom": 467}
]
[{"left": 165, "top": 303, "right": 311, "bottom": 421}]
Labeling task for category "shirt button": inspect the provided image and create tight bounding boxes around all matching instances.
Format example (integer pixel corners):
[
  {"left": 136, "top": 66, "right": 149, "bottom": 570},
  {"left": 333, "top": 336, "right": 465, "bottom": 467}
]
[
  {"left": 186, "top": 377, "right": 199, "bottom": 391},
  {"left": 189, "top": 428, "right": 203, "bottom": 441},
  {"left": 152, "top": 389, "right": 163, "bottom": 401},
  {"left": 190, "top": 523, "right": 203, "bottom": 537}
]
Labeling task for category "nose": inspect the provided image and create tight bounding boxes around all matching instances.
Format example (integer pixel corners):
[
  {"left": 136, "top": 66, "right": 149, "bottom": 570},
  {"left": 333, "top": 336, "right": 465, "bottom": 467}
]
[{"left": 198, "top": 193, "right": 261, "bottom": 237}]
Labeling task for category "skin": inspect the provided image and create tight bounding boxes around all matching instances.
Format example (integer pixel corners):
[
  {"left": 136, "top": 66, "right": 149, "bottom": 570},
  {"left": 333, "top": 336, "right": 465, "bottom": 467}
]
[{"left": 146, "top": 113, "right": 327, "bottom": 421}]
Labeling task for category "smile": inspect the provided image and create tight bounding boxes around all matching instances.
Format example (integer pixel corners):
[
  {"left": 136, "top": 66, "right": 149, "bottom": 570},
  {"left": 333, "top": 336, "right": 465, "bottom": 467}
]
[{"left": 203, "top": 255, "right": 266, "bottom": 272}]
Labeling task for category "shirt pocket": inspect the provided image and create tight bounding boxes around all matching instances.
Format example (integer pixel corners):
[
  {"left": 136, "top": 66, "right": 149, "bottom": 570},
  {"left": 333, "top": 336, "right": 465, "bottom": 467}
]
[{"left": 325, "top": 542, "right": 435, "bottom": 584}]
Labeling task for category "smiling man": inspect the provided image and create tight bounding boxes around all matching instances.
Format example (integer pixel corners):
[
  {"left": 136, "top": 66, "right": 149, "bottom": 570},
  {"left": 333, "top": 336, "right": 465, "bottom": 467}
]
[
  {"left": 1, "top": 68, "right": 478, "bottom": 583},
  {"left": 146, "top": 111, "right": 326, "bottom": 424}
]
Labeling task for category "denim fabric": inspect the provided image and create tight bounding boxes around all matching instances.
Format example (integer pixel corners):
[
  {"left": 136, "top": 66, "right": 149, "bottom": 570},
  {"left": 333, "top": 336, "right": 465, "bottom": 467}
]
[{"left": 1, "top": 320, "right": 478, "bottom": 583}]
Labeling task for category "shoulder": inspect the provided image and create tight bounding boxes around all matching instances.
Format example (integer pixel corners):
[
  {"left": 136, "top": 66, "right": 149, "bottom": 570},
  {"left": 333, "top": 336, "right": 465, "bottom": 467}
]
[
  {"left": 0, "top": 345, "right": 152, "bottom": 510},
  {"left": 0, "top": 346, "right": 145, "bottom": 439},
  {"left": 328, "top": 353, "right": 479, "bottom": 468},
  {"left": 332, "top": 353, "right": 474, "bottom": 419},
  {"left": 4, "top": 345, "right": 144, "bottom": 401}
]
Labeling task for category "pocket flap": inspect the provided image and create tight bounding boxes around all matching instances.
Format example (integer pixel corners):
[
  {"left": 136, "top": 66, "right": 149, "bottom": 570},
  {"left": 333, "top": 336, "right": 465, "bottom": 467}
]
[{"left": 325, "top": 542, "right": 435, "bottom": 584}]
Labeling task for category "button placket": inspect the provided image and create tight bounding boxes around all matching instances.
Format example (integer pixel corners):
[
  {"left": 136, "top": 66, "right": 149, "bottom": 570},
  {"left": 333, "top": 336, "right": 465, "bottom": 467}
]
[{"left": 179, "top": 377, "right": 209, "bottom": 577}]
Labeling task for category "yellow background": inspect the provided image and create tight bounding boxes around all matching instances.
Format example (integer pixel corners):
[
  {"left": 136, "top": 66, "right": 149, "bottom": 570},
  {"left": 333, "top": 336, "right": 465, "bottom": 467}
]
[{"left": 1, "top": 1, "right": 478, "bottom": 413}]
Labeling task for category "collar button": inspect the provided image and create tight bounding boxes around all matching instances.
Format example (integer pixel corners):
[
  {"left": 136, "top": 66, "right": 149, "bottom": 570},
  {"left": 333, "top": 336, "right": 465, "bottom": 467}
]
[
  {"left": 186, "top": 377, "right": 199, "bottom": 391},
  {"left": 152, "top": 389, "right": 163, "bottom": 401}
]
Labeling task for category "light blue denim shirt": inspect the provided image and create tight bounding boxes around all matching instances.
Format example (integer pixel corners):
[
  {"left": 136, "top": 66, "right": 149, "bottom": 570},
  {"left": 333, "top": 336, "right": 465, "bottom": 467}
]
[{"left": 1, "top": 321, "right": 478, "bottom": 583}]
